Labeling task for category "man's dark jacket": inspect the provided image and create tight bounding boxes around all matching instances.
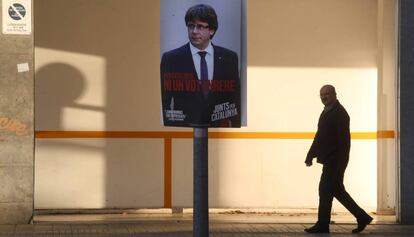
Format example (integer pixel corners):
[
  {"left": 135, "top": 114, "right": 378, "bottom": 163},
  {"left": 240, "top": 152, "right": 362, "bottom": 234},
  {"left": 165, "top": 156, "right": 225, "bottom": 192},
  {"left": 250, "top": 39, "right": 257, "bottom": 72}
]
[
  {"left": 160, "top": 43, "right": 240, "bottom": 127},
  {"left": 306, "top": 100, "right": 351, "bottom": 166}
]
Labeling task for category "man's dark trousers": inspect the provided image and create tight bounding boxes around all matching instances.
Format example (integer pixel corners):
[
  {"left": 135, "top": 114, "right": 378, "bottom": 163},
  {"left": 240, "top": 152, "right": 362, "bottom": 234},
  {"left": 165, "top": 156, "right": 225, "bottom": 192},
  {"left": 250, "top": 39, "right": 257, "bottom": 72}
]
[{"left": 318, "top": 160, "right": 370, "bottom": 226}]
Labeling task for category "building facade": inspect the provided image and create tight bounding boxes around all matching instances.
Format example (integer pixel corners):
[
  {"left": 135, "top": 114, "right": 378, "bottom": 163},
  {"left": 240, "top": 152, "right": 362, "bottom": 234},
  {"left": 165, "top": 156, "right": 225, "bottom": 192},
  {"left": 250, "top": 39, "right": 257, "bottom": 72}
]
[{"left": 1, "top": 0, "right": 413, "bottom": 224}]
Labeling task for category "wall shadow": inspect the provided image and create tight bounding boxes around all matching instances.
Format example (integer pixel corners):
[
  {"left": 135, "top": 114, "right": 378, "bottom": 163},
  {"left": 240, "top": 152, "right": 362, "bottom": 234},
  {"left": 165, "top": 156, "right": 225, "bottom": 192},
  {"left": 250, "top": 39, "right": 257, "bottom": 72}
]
[
  {"left": 34, "top": 0, "right": 163, "bottom": 209},
  {"left": 35, "top": 63, "right": 85, "bottom": 130},
  {"left": 247, "top": 0, "right": 377, "bottom": 68}
]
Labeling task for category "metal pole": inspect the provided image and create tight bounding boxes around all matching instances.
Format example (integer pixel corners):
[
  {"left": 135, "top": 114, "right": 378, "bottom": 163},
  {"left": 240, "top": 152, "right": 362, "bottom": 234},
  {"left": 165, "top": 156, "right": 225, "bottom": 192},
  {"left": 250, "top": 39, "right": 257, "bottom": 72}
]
[{"left": 193, "top": 127, "right": 209, "bottom": 237}]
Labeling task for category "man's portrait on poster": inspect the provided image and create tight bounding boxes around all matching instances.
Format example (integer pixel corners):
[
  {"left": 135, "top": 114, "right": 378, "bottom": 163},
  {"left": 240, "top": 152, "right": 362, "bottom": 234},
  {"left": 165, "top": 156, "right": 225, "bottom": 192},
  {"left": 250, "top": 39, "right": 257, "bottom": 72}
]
[{"left": 160, "top": 3, "right": 241, "bottom": 128}]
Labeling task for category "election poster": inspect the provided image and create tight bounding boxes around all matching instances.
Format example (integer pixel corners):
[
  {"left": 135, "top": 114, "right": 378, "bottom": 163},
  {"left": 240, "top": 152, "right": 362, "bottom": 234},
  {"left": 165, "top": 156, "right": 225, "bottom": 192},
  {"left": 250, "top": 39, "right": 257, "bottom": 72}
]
[{"left": 160, "top": 0, "right": 244, "bottom": 128}]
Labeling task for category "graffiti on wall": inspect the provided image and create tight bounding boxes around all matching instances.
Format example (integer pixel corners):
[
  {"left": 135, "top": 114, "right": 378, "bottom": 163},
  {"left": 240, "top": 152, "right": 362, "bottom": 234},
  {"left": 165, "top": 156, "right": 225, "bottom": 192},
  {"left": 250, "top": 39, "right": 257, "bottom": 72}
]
[{"left": 0, "top": 117, "right": 28, "bottom": 137}]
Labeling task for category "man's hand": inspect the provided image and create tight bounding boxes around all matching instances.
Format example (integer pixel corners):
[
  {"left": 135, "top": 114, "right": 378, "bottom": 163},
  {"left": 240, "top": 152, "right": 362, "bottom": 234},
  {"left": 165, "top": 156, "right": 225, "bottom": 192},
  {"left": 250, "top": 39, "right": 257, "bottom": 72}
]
[{"left": 305, "top": 161, "right": 313, "bottom": 167}]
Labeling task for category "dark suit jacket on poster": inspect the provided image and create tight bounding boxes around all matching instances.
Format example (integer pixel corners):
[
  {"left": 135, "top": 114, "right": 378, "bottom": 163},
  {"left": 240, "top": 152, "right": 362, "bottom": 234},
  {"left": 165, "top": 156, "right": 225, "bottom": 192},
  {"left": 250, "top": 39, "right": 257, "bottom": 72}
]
[
  {"left": 305, "top": 100, "right": 351, "bottom": 167},
  {"left": 160, "top": 43, "right": 241, "bottom": 127}
]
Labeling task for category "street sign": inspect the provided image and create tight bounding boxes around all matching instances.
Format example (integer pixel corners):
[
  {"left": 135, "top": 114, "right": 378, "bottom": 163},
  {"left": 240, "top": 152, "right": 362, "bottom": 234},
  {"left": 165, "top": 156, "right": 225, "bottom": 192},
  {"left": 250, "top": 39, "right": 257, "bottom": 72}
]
[{"left": 2, "top": 0, "right": 32, "bottom": 35}]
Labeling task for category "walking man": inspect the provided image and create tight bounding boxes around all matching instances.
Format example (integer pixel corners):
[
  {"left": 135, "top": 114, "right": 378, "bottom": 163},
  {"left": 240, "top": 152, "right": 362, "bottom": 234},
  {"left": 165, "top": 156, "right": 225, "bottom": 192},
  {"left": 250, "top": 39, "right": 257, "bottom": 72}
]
[{"left": 305, "top": 85, "right": 373, "bottom": 233}]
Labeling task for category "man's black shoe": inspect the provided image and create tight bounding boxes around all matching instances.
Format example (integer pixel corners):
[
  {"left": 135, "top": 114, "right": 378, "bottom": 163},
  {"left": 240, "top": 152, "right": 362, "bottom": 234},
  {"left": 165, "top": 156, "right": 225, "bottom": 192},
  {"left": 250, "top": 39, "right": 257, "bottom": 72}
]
[
  {"left": 304, "top": 224, "right": 329, "bottom": 233},
  {"left": 352, "top": 216, "right": 373, "bottom": 233}
]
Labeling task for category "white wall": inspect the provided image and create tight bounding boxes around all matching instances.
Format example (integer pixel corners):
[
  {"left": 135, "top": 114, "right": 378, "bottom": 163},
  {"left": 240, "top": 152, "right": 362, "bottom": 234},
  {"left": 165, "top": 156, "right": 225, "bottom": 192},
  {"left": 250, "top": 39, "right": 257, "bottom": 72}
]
[{"left": 34, "top": 0, "right": 381, "bottom": 210}]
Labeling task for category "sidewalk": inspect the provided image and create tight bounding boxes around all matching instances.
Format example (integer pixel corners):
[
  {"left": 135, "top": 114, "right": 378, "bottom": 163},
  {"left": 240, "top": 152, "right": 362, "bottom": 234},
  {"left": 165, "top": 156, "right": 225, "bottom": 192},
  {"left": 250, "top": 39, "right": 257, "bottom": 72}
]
[{"left": 1, "top": 212, "right": 413, "bottom": 236}]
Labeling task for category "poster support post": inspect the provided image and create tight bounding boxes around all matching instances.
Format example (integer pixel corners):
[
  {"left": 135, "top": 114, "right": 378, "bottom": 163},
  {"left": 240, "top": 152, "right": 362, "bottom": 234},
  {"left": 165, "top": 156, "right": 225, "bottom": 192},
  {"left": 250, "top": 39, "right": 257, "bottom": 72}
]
[{"left": 193, "top": 127, "right": 209, "bottom": 237}]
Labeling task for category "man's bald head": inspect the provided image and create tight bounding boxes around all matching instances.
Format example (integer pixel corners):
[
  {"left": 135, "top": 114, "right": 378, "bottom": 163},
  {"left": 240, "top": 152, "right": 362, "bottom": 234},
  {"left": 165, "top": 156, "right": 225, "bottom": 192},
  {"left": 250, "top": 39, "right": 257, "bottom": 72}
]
[{"left": 320, "top": 85, "right": 337, "bottom": 106}]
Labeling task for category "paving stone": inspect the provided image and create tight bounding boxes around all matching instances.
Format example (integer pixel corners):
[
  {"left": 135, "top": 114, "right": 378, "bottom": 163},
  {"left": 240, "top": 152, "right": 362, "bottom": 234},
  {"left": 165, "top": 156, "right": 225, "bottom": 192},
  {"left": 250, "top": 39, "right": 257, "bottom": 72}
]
[{"left": 1, "top": 223, "right": 414, "bottom": 236}]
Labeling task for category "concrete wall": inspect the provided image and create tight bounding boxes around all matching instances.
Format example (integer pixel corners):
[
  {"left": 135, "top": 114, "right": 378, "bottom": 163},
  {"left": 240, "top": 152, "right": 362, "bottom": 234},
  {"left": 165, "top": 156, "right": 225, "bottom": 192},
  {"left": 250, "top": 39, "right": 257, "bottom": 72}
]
[
  {"left": 399, "top": 0, "right": 414, "bottom": 225},
  {"left": 377, "top": 0, "right": 397, "bottom": 215},
  {"left": 0, "top": 0, "right": 34, "bottom": 223},
  {"left": 34, "top": 0, "right": 380, "bottom": 211}
]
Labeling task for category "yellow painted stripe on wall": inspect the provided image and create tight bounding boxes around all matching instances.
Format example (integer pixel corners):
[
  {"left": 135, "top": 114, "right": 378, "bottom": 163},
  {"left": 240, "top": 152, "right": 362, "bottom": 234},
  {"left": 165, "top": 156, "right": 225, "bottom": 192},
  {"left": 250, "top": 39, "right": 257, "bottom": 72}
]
[
  {"left": 164, "top": 138, "right": 172, "bottom": 208},
  {"left": 377, "top": 130, "right": 395, "bottom": 139},
  {"left": 35, "top": 131, "right": 193, "bottom": 139},
  {"left": 36, "top": 131, "right": 395, "bottom": 139},
  {"left": 35, "top": 130, "right": 395, "bottom": 209}
]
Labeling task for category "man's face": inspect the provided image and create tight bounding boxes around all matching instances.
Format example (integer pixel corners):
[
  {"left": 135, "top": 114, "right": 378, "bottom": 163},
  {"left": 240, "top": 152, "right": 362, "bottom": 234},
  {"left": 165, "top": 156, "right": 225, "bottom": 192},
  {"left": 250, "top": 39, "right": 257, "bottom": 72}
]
[
  {"left": 187, "top": 19, "right": 215, "bottom": 50},
  {"left": 320, "top": 86, "right": 336, "bottom": 106}
]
